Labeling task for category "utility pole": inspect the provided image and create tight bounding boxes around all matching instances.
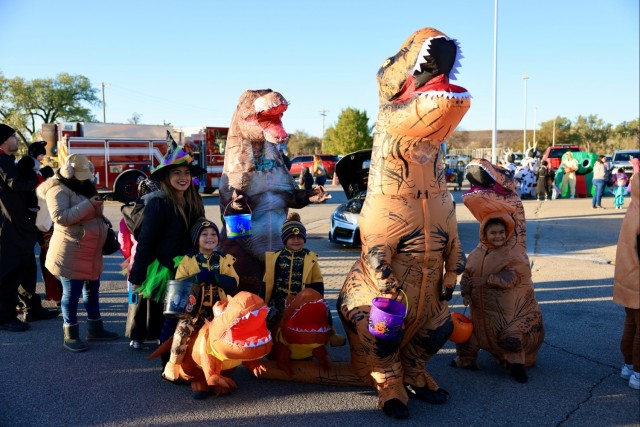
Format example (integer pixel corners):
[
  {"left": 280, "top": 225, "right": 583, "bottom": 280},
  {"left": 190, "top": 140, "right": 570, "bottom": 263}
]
[
  {"left": 101, "top": 82, "right": 106, "bottom": 123},
  {"left": 319, "top": 109, "right": 328, "bottom": 153}
]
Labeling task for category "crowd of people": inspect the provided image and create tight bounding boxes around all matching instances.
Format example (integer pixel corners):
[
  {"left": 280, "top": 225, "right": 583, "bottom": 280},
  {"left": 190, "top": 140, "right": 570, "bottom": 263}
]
[{"left": 1, "top": 123, "right": 637, "bottom": 393}]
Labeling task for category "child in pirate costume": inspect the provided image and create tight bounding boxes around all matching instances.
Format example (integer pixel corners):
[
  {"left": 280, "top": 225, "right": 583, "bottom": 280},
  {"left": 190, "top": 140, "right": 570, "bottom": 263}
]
[
  {"left": 162, "top": 218, "right": 239, "bottom": 386},
  {"left": 262, "top": 212, "right": 345, "bottom": 347}
]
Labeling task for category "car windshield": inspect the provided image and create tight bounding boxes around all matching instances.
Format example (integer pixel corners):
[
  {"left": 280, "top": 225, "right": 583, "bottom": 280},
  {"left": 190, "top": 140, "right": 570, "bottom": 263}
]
[
  {"left": 614, "top": 152, "right": 640, "bottom": 161},
  {"left": 549, "top": 148, "right": 573, "bottom": 157}
]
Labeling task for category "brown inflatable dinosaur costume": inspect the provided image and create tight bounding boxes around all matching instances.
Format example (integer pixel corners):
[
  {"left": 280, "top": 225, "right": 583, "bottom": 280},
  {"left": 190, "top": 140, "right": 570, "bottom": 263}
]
[
  {"left": 260, "top": 27, "right": 470, "bottom": 419},
  {"left": 452, "top": 158, "right": 544, "bottom": 380},
  {"left": 336, "top": 27, "right": 470, "bottom": 418},
  {"left": 219, "top": 89, "right": 328, "bottom": 294},
  {"left": 149, "top": 291, "right": 272, "bottom": 398}
]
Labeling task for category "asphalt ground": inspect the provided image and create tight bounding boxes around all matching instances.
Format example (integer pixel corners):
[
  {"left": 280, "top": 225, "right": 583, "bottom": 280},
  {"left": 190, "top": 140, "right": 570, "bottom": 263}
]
[{"left": 1, "top": 184, "right": 638, "bottom": 427}]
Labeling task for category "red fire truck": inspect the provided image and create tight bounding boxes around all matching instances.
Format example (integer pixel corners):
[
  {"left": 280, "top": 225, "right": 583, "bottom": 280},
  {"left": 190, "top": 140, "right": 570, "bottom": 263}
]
[
  {"left": 184, "top": 126, "right": 228, "bottom": 195},
  {"left": 49, "top": 123, "right": 228, "bottom": 202}
]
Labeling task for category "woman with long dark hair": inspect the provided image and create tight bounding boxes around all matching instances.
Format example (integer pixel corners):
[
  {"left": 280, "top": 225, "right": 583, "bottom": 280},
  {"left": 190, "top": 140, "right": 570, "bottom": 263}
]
[{"left": 128, "top": 147, "right": 205, "bottom": 363}]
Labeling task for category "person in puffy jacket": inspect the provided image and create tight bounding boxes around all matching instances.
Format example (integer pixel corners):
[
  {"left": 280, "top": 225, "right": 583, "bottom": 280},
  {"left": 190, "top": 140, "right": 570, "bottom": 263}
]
[{"left": 39, "top": 154, "right": 118, "bottom": 352}]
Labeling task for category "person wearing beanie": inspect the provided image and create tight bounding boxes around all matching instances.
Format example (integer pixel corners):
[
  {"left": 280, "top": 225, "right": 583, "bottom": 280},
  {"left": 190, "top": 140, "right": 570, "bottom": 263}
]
[
  {"left": 162, "top": 217, "right": 239, "bottom": 393},
  {"left": 262, "top": 212, "right": 346, "bottom": 348},
  {"left": 0, "top": 125, "right": 58, "bottom": 332}
]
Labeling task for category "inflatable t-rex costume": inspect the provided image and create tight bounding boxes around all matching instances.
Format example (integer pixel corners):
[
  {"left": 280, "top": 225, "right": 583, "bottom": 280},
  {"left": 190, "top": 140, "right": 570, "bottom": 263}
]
[
  {"left": 453, "top": 159, "right": 544, "bottom": 373},
  {"left": 260, "top": 27, "right": 470, "bottom": 419},
  {"left": 149, "top": 291, "right": 272, "bottom": 398},
  {"left": 336, "top": 27, "right": 470, "bottom": 417},
  {"left": 271, "top": 288, "right": 333, "bottom": 375},
  {"left": 219, "top": 89, "right": 328, "bottom": 294}
]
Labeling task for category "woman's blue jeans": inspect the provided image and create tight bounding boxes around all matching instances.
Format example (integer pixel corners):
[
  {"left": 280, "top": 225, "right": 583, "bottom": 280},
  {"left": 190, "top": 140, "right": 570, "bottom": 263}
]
[
  {"left": 59, "top": 277, "right": 101, "bottom": 325},
  {"left": 592, "top": 179, "right": 605, "bottom": 207}
]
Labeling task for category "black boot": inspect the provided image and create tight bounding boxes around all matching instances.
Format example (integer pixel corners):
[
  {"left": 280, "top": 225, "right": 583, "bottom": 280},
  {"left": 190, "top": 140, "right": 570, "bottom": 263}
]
[
  {"left": 86, "top": 319, "right": 119, "bottom": 341},
  {"left": 20, "top": 293, "right": 60, "bottom": 322},
  {"left": 510, "top": 363, "right": 528, "bottom": 383},
  {"left": 382, "top": 398, "right": 409, "bottom": 419},
  {"left": 63, "top": 324, "right": 88, "bottom": 352}
]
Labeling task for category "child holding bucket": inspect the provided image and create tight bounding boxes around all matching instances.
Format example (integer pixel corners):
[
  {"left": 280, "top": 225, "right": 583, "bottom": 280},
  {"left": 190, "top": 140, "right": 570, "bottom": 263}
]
[
  {"left": 162, "top": 217, "right": 239, "bottom": 391},
  {"left": 451, "top": 214, "right": 544, "bottom": 383},
  {"left": 262, "top": 212, "right": 346, "bottom": 347}
]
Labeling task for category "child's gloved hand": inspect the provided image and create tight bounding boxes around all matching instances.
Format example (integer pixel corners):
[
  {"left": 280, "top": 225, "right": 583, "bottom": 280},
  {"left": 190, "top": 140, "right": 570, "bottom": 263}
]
[{"left": 196, "top": 268, "right": 216, "bottom": 284}]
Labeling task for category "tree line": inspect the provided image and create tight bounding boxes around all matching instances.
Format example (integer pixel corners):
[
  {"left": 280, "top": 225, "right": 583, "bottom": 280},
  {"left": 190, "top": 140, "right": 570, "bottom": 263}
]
[{"left": 2, "top": 72, "right": 636, "bottom": 157}]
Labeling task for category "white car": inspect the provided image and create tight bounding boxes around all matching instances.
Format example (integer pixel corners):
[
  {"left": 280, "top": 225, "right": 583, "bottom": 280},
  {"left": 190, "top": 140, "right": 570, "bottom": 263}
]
[
  {"left": 329, "top": 150, "right": 370, "bottom": 246},
  {"left": 329, "top": 149, "right": 455, "bottom": 247}
]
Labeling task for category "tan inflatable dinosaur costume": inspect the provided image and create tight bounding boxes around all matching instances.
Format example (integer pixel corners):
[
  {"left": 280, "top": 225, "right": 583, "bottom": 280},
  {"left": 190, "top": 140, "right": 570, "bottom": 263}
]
[
  {"left": 452, "top": 158, "right": 544, "bottom": 381},
  {"left": 260, "top": 27, "right": 470, "bottom": 419}
]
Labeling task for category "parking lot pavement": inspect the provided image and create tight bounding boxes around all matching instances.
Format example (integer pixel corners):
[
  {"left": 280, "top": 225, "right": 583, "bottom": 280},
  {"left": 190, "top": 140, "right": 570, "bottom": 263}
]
[{"left": 2, "top": 189, "right": 639, "bottom": 426}]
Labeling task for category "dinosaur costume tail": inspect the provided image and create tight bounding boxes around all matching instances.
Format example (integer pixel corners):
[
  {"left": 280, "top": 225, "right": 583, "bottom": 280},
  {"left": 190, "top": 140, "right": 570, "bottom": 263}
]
[
  {"left": 260, "top": 360, "right": 368, "bottom": 387},
  {"left": 147, "top": 336, "right": 173, "bottom": 360}
]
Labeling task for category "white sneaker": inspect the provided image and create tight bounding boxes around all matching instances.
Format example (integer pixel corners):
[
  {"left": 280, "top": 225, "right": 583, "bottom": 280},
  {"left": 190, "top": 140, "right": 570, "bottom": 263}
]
[
  {"left": 621, "top": 364, "right": 633, "bottom": 380},
  {"left": 629, "top": 373, "right": 640, "bottom": 390}
]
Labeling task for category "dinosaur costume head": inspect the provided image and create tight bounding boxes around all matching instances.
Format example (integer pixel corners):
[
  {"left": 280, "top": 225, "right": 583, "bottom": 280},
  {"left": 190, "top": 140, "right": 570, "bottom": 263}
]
[
  {"left": 463, "top": 158, "right": 526, "bottom": 250},
  {"left": 210, "top": 291, "right": 273, "bottom": 361},
  {"left": 376, "top": 27, "right": 470, "bottom": 140},
  {"left": 279, "top": 288, "right": 331, "bottom": 346},
  {"left": 230, "top": 89, "right": 289, "bottom": 145}
]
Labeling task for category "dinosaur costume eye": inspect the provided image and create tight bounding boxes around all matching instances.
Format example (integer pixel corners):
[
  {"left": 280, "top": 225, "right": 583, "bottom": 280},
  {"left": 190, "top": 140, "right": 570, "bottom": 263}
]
[{"left": 381, "top": 58, "right": 392, "bottom": 68}]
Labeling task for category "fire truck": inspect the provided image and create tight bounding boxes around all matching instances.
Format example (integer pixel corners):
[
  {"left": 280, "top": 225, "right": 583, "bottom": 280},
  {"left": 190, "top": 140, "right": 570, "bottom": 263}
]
[{"left": 45, "top": 123, "right": 228, "bottom": 202}]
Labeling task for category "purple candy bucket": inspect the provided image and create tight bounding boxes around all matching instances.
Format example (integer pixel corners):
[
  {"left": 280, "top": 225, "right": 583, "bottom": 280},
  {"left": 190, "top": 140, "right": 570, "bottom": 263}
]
[{"left": 368, "top": 293, "right": 408, "bottom": 340}]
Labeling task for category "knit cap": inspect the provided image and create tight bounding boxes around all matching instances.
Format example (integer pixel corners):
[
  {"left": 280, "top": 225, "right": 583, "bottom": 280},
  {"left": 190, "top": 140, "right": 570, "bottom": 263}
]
[
  {"left": 0, "top": 124, "right": 16, "bottom": 143},
  {"left": 28, "top": 140, "right": 47, "bottom": 158},
  {"left": 281, "top": 212, "right": 306, "bottom": 243},
  {"left": 190, "top": 217, "right": 220, "bottom": 248}
]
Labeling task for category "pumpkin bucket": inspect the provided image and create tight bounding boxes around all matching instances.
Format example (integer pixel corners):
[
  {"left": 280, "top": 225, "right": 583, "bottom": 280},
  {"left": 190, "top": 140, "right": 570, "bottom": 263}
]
[
  {"left": 368, "top": 290, "right": 408, "bottom": 340},
  {"left": 163, "top": 280, "right": 194, "bottom": 318},
  {"left": 449, "top": 311, "right": 473, "bottom": 343},
  {"left": 223, "top": 201, "right": 252, "bottom": 239}
]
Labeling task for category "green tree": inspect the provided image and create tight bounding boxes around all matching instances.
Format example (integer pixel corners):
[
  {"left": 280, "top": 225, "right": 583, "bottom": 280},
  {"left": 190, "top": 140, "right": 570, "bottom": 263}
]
[
  {"left": 535, "top": 116, "right": 575, "bottom": 152},
  {"left": 0, "top": 72, "right": 99, "bottom": 145},
  {"left": 572, "top": 114, "right": 611, "bottom": 153},
  {"left": 322, "top": 107, "right": 373, "bottom": 155},
  {"left": 286, "top": 130, "right": 321, "bottom": 155},
  {"left": 611, "top": 119, "right": 640, "bottom": 150},
  {"left": 127, "top": 112, "right": 142, "bottom": 124}
]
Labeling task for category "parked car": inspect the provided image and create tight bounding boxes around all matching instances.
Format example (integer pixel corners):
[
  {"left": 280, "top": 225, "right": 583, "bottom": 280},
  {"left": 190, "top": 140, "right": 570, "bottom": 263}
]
[
  {"left": 289, "top": 154, "right": 339, "bottom": 179},
  {"left": 611, "top": 149, "right": 640, "bottom": 179},
  {"left": 541, "top": 145, "right": 583, "bottom": 172},
  {"left": 329, "top": 149, "right": 455, "bottom": 246},
  {"left": 329, "top": 150, "right": 371, "bottom": 246}
]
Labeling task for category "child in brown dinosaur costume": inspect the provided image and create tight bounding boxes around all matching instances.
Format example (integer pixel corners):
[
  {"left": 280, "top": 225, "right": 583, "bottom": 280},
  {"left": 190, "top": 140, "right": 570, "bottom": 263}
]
[
  {"left": 219, "top": 89, "right": 328, "bottom": 295},
  {"left": 452, "top": 158, "right": 545, "bottom": 382}
]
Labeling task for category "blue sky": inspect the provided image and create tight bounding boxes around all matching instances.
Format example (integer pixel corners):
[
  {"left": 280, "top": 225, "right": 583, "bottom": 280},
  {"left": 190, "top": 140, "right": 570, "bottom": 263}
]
[{"left": 1, "top": 0, "right": 638, "bottom": 138}]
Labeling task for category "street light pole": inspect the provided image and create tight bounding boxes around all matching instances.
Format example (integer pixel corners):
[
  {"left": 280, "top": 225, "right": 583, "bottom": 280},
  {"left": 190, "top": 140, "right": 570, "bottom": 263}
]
[
  {"left": 533, "top": 106, "right": 537, "bottom": 150},
  {"left": 319, "top": 109, "right": 328, "bottom": 153},
  {"left": 522, "top": 74, "right": 529, "bottom": 153},
  {"left": 490, "top": 0, "right": 499, "bottom": 164}
]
